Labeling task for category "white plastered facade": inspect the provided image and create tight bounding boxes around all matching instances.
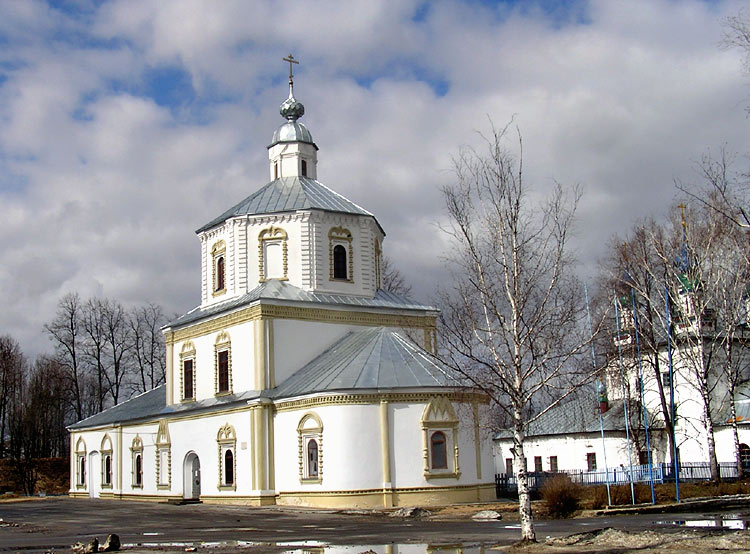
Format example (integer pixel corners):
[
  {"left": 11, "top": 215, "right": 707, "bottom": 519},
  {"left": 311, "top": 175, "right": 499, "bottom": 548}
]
[{"left": 69, "top": 87, "right": 495, "bottom": 507}]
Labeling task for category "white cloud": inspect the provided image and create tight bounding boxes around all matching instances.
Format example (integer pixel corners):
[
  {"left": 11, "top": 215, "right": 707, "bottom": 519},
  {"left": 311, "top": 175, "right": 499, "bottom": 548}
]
[{"left": 0, "top": 0, "right": 749, "bottom": 360}]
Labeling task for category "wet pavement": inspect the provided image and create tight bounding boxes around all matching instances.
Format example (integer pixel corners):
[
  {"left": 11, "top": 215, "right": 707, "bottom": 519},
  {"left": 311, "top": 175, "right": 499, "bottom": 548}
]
[{"left": 0, "top": 497, "right": 749, "bottom": 552}]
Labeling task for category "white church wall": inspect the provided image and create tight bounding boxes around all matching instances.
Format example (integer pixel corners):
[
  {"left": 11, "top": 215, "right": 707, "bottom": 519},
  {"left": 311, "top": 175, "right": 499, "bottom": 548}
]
[
  {"left": 273, "top": 403, "right": 384, "bottom": 493},
  {"left": 272, "top": 320, "right": 358, "bottom": 386}
]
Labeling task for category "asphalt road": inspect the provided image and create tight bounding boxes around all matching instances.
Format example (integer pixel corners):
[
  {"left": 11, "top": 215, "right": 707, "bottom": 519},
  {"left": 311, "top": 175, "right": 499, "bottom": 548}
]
[{"left": 0, "top": 497, "right": 747, "bottom": 553}]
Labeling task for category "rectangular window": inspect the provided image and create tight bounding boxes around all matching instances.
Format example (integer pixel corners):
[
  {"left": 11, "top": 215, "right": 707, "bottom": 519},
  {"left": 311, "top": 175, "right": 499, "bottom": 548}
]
[
  {"left": 587, "top": 452, "right": 597, "bottom": 471},
  {"left": 534, "top": 456, "right": 543, "bottom": 473},
  {"left": 183, "top": 359, "right": 194, "bottom": 399},
  {"left": 505, "top": 457, "right": 513, "bottom": 476},
  {"left": 661, "top": 371, "right": 671, "bottom": 389},
  {"left": 549, "top": 455, "right": 558, "bottom": 472},
  {"left": 218, "top": 350, "right": 229, "bottom": 393}
]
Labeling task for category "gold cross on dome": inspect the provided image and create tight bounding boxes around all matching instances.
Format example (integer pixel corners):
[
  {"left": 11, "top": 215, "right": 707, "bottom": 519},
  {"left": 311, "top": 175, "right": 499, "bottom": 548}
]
[
  {"left": 677, "top": 202, "right": 687, "bottom": 229},
  {"left": 283, "top": 54, "right": 299, "bottom": 83}
]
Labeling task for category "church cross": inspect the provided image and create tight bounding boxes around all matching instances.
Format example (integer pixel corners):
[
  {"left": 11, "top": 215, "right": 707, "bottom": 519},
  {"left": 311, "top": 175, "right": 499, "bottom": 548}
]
[
  {"left": 677, "top": 202, "right": 687, "bottom": 230},
  {"left": 283, "top": 54, "right": 299, "bottom": 84}
]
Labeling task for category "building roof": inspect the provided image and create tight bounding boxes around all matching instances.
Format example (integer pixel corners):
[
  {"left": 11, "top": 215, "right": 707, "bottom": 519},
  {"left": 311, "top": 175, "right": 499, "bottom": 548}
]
[
  {"left": 494, "top": 394, "right": 662, "bottom": 440},
  {"left": 270, "top": 327, "right": 456, "bottom": 398},
  {"left": 68, "top": 386, "right": 167, "bottom": 430},
  {"left": 166, "top": 279, "right": 436, "bottom": 330},
  {"left": 196, "top": 176, "right": 377, "bottom": 233},
  {"left": 69, "top": 327, "right": 460, "bottom": 431}
]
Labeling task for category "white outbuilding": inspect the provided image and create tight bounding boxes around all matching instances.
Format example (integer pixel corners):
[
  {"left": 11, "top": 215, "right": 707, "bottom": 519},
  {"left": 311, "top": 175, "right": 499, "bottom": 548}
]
[{"left": 68, "top": 65, "right": 495, "bottom": 508}]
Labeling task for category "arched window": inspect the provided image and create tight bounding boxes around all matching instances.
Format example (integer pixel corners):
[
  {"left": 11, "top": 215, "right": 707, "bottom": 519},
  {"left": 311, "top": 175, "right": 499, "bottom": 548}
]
[
  {"left": 307, "top": 439, "right": 319, "bottom": 477},
  {"left": 211, "top": 241, "right": 227, "bottom": 296},
  {"left": 741, "top": 444, "right": 750, "bottom": 468},
  {"left": 104, "top": 455, "right": 112, "bottom": 485},
  {"left": 80, "top": 457, "right": 86, "bottom": 486},
  {"left": 224, "top": 450, "right": 234, "bottom": 485},
  {"left": 135, "top": 454, "right": 142, "bottom": 487},
  {"left": 430, "top": 431, "right": 448, "bottom": 469},
  {"left": 216, "top": 256, "right": 225, "bottom": 291},
  {"left": 333, "top": 245, "right": 347, "bottom": 279},
  {"left": 328, "top": 227, "right": 353, "bottom": 283},
  {"left": 180, "top": 342, "right": 196, "bottom": 401},
  {"left": 301, "top": 160, "right": 307, "bottom": 176},
  {"left": 217, "top": 423, "right": 237, "bottom": 491},
  {"left": 183, "top": 359, "right": 194, "bottom": 399}
]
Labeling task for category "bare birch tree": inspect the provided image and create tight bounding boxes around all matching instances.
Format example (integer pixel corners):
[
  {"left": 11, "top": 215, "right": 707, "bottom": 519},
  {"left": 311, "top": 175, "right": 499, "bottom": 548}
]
[{"left": 437, "top": 123, "right": 595, "bottom": 543}]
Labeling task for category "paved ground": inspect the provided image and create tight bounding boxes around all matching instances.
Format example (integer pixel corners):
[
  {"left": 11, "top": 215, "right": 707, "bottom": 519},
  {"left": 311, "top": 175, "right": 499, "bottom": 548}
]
[{"left": 0, "top": 497, "right": 748, "bottom": 553}]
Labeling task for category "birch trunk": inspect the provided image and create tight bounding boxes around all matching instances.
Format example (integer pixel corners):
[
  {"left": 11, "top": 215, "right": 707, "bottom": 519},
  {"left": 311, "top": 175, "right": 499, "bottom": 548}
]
[{"left": 513, "top": 416, "right": 535, "bottom": 542}]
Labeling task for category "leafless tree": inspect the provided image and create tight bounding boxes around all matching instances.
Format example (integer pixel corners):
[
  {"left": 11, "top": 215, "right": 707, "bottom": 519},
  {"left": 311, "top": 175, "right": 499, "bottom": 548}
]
[
  {"left": 102, "top": 299, "right": 132, "bottom": 405},
  {"left": 0, "top": 336, "right": 24, "bottom": 458},
  {"left": 82, "top": 298, "right": 109, "bottom": 412},
  {"left": 437, "top": 123, "right": 596, "bottom": 542},
  {"left": 45, "top": 293, "right": 89, "bottom": 420},
  {"left": 130, "top": 303, "right": 167, "bottom": 393},
  {"left": 381, "top": 256, "right": 413, "bottom": 297}
]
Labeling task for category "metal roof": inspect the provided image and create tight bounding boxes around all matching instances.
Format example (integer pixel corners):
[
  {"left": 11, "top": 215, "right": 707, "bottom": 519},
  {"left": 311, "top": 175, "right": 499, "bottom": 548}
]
[
  {"left": 196, "top": 176, "right": 376, "bottom": 233},
  {"left": 493, "top": 394, "right": 663, "bottom": 440},
  {"left": 270, "top": 327, "right": 457, "bottom": 398},
  {"left": 166, "top": 279, "right": 437, "bottom": 329},
  {"left": 68, "top": 386, "right": 167, "bottom": 430},
  {"left": 69, "top": 327, "right": 458, "bottom": 431},
  {"left": 271, "top": 121, "right": 315, "bottom": 146}
]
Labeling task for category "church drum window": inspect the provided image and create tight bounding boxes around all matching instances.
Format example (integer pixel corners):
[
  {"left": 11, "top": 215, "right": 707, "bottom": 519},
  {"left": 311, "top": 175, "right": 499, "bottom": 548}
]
[
  {"left": 430, "top": 431, "right": 448, "bottom": 470},
  {"left": 211, "top": 241, "right": 227, "bottom": 296},
  {"left": 301, "top": 159, "right": 307, "bottom": 176},
  {"left": 333, "top": 245, "right": 347, "bottom": 280}
]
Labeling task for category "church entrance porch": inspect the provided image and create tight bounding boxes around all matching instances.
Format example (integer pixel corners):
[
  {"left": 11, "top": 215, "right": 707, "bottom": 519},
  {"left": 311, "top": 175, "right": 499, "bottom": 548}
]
[{"left": 183, "top": 452, "right": 201, "bottom": 500}]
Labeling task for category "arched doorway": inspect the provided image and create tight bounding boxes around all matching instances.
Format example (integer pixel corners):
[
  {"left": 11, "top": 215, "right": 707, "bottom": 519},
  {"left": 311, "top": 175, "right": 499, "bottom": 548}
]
[
  {"left": 183, "top": 452, "right": 201, "bottom": 500},
  {"left": 87, "top": 451, "right": 100, "bottom": 498}
]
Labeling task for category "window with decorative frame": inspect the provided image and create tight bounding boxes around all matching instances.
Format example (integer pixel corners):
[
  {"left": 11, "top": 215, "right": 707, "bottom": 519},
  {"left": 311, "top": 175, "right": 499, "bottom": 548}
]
[
  {"left": 75, "top": 437, "right": 87, "bottom": 488},
  {"left": 297, "top": 412, "right": 323, "bottom": 483},
  {"left": 155, "top": 420, "right": 171, "bottom": 489},
  {"left": 214, "top": 331, "right": 232, "bottom": 395},
  {"left": 258, "top": 226, "right": 288, "bottom": 281},
  {"left": 131, "top": 435, "right": 143, "bottom": 488},
  {"left": 421, "top": 397, "right": 460, "bottom": 479},
  {"left": 328, "top": 226, "right": 353, "bottom": 282},
  {"left": 217, "top": 423, "right": 237, "bottom": 491},
  {"left": 212, "top": 240, "right": 226, "bottom": 296},
  {"left": 179, "top": 341, "right": 196, "bottom": 401},
  {"left": 100, "top": 434, "right": 113, "bottom": 488}
]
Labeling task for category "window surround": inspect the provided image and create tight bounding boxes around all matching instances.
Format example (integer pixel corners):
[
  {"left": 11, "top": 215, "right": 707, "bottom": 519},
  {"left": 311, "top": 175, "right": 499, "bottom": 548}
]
[
  {"left": 130, "top": 435, "right": 143, "bottom": 489},
  {"left": 297, "top": 412, "right": 323, "bottom": 484},
  {"left": 211, "top": 241, "right": 227, "bottom": 297},
  {"left": 421, "top": 396, "right": 460, "bottom": 480},
  {"left": 328, "top": 226, "right": 353, "bottom": 283},
  {"left": 214, "top": 331, "right": 232, "bottom": 396},
  {"left": 217, "top": 423, "right": 237, "bottom": 491},
  {"left": 155, "top": 419, "right": 171, "bottom": 490},
  {"left": 179, "top": 341, "right": 196, "bottom": 402},
  {"left": 75, "top": 437, "right": 87, "bottom": 489},
  {"left": 258, "top": 226, "right": 288, "bottom": 282},
  {"left": 100, "top": 434, "right": 113, "bottom": 489}
]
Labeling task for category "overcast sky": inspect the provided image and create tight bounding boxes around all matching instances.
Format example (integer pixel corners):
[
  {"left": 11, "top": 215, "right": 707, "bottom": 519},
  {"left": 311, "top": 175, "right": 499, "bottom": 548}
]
[{"left": 1, "top": 0, "right": 749, "bottom": 359}]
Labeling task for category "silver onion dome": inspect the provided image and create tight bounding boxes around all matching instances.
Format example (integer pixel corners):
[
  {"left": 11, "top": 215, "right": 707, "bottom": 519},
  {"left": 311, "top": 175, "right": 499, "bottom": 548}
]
[{"left": 271, "top": 73, "right": 314, "bottom": 145}]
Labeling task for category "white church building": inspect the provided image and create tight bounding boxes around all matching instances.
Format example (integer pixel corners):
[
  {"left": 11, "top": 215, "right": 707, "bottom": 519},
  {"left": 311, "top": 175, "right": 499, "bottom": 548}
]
[{"left": 68, "top": 61, "right": 495, "bottom": 508}]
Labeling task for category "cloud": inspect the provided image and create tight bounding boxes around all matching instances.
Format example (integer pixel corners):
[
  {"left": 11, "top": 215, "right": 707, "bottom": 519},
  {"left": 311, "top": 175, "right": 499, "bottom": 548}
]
[{"left": 0, "top": 0, "right": 749, "bottom": 360}]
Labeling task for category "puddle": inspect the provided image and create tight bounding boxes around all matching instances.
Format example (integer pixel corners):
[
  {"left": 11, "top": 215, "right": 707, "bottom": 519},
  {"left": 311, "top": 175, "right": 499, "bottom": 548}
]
[{"left": 654, "top": 515, "right": 750, "bottom": 530}]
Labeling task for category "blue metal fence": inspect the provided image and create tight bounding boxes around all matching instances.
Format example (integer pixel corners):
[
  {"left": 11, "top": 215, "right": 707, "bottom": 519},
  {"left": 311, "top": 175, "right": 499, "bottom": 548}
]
[{"left": 496, "top": 462, "right": 742, "bottom": 495}]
